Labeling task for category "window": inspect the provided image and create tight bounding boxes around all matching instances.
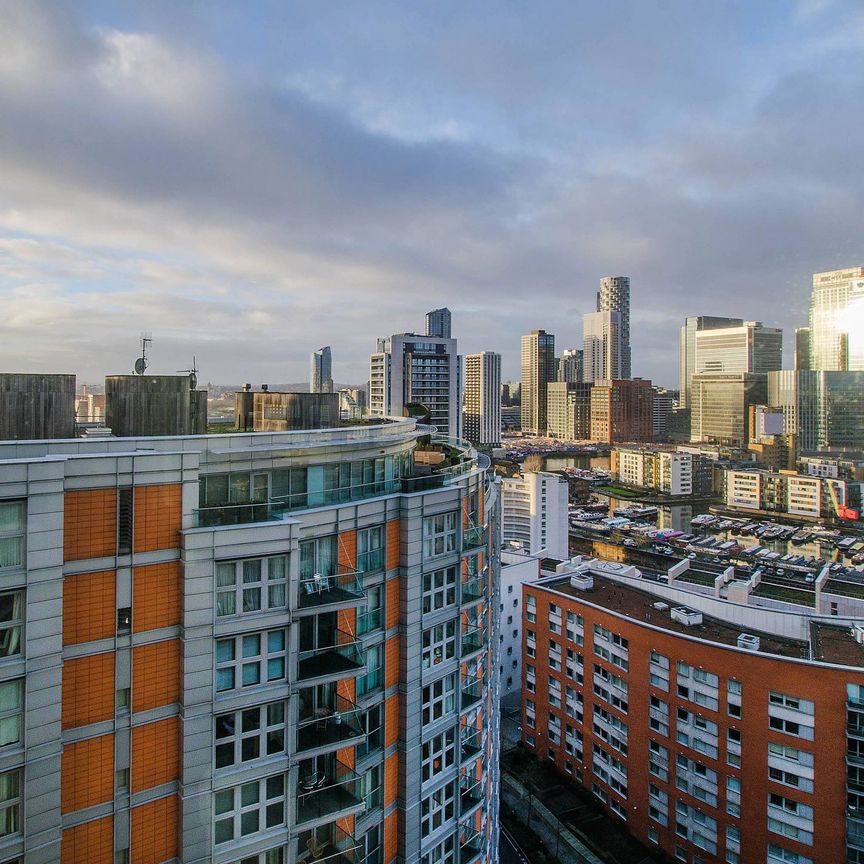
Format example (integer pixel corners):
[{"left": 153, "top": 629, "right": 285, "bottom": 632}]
[
  {"left": 299, "top": 536, "right": 337, "bottom": 582},
  {"left": 356, "top": 703, "right": 383, "bottom": 760},
  {"left": 358, "top": 585, "right": 383, "bottom": 635},
  {"left": 422, "top": 675, "right": 456, "bottom": 727},
  {"left": 420, "top": 780, "right": 456, "bottom": 836},
  {"left": 230, "top": 848, "right": 286, "bottom": 864},
  {"left": 423, "top": 567, "right": 457, "bottom": 614},
  {"left": 0, "top": 592, "right": 23, "bottom": 659},
  {"left": 422, "top": 728, "right": 456, "bottom": 783},
  {"left": 0, "top": 502, "right": 25, "bottom": 570},
  {"left": 423, "top": 621, "right": 456, "bottom": 668},
  {"left": 421, "top": 832, "right": 456, "bottom": 864},
  {"left": 0, "top": 769, "right": 20, "bottom": 838},
  {"left": 215, "top": 702, "right": 287, "bottom": 769},
  {"left": 423, "top": 513, "right": 458, "bottom": 558},
  {"left": 215, "top": 631, "right": 287, "bottom": 693},
  {"left": 0, "top": 680, "right": 22, "bottom": 748},
  {"left": 216, "top": 557, "right": 287, "bottom": 616},
  {"left": 361, "top": 763, "right": 383, "bottom": 810},
  {"left": 358, "top": 526, "right": 385, "bottom": 573},
  {"left": 117, "top": 488, "right": 133, "bottom": 555},
  {"left": 356, "top": 643, "right": 383, "bottom": 697},
  {"left": 767, "top": 844, "right": 813, "bottom": 864},
  {"left": 214, "top": 774, "right": 287, "bottom": 843}
]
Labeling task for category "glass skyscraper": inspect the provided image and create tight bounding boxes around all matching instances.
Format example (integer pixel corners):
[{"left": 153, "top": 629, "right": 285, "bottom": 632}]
[{"left": 808, "top": 267, "right": 864, "bottom": 370}]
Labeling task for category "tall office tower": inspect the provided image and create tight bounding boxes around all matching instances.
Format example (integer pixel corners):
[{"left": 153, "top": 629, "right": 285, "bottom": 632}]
[
  {"left": 369, "top": 333, "right": 460, "bottom": 436},
  {"left": 689, "top": 372, "right": 768, "bottom": 447},
  {"left": 809, "top": 266, "right": 864, "bottom": 370},
  {"left": 795, "top": 328, "right": 811, "bottom": 371},
  {"left": 678, "top": 316, "right": 744, "bottom": 408},
  {"left": 500, "top": 471, "right": 569, "bottom": 559},
  {"left": 310, "top": 346, "right": 334, "bottom": 393},
  {"left": 425, "top": 307, "right": 452, "bottom": 339},
  {"left": 589, "top": 378, "right": 654, "bottom": 443},
  {"left": 694, "top": 320, "right": 782, "bottom": 375},
  {"left": 520, "top": 330, "right": 555, "bottom": 436},
  {"left": 463, "top": 352, "right": 502, "bottom": 446},
  {"left": 583, "top": 310, "right": 622, "bottom": 382},
  {"left": 522, "top": 555, "right": 864, "bottom": 864},
  {"left": 652, "top": 386, "right": 675, "bottom": 441},
  {"left": 597, "top": 276, "right": 631, "bottom": 378},
  {"left": 0, "top": 415, "right": 500, "bottom": 864},
  {"left": 557, "top": 348, "right": 584, "bottom": 383},
  {"left": 546, "top": 382, "right": 591, "bottom": 441}
]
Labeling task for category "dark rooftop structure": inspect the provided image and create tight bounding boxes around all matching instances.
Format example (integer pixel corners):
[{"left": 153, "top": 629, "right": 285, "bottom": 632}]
[
  {"left": 105, "top": 374, "right": 207, "bottom": 437},
  {"left": 0, "top": 373, "right": 76, "bottom": 440}
]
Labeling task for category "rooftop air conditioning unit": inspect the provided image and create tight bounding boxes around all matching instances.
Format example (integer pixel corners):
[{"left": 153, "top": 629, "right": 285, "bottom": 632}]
[
  {"left": 737, "top": 633, "right": 760, "bottom": 651},
  {"left": 853, "top": 624, "right": 864, "bottom": 645},
  {"left": 653, "top": 602, "right": 669, "bottom": 611},
  {"left": 570, "top": 573, "right": 594, "bottom": 591},
  {"left": 670, "top": 607, "right": 703, "bottom": 627}
]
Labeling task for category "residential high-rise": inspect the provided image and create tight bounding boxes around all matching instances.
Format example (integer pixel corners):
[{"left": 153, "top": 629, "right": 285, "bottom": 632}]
[
  {"left": 425, "top": 307, "right": 452, "bottom": 339},
  {"left": 678, "top": 316, "right": 744, "bottom": 409},
  {"left": 546, "top": 382, "right": 591, "bottom": 441},
  {"left": 694, "top": 320, "right": 782, "bottom": 375},
  {"left": 583, "top": 310, "right": 622, "bottom": 383},
  {"left": 597, "top": 276, "right": 631, "bottom": 378},
  {"left": 652, "top": 386, "right": 676, "bottom": 441},
  {"left": 369, "top": 333, "right": 460, "bottom": 436},
  {"left": 689, "top": 372, "right": 768, "bottom": 446},
  {"left": 501, "top": 471, "right": 568, "bottom": 559},
  {"left": 463, "top": 351, "right": 502, "bottom": 446},
  {"left": 0, "top": 415, "right": 501, "bottom": 864},
  {"left": 795, "top": 327, "right": 811, "bottom": 371},
  {"left": 310, "top": 346, "right": 334, "bottom": 393},
  {"left": 522, "top": 555, "right": 864, "bottom": 864},
  {"left": 589, "top": 379, "right": 653, "bottom": 444},
  {"left": 520, "top": 330, "right": 555, "bottom": 436},
  {"left": 557, "top": 348, "right": 584, "bottom": 383},
  {"left": 808, "top": 266, "right": 864, "bottom": 370}
]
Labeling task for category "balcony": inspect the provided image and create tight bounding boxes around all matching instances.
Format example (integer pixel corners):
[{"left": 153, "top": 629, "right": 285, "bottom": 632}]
[
  {"left": 298, "top": 629, "right": 365, "bottom": 684},
  {"left": 462, "top": 525, "right": 486, "bottom": 551},
  {"left": 458, "top": 826, "right": 483, "bottom": 864},
  {"left": 297, "top": 690, "right": 365, "bottom": 756},
  {"left": 461, "top": 626, "right": 484, "bottom": 661},
  {"left": 296, "top": 823, "right": 359, "bottom": 864},
  {"left": 460, "top": 723, "right": 484, "bottom": 760},
  {"left": 296, "top": 757, "right": 365, "bottom": 826},
  {"left": 461, "top": 577, "right": 484, "bottom": 605},
  {"left": 460, "top": 679, "right": 483, "bottom": 712},
  {"left": 298, "top": 566, "right": 365, "bottom": 612},
  {"left": 459, "top": 771, "right": 483, "bottom": 816},
  {"left": 849, "top": 724, "right": 864, "bottom": 741}
]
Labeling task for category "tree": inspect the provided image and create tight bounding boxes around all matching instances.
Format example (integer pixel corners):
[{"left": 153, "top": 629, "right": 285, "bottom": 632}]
[{"left": 523, "top": 454, "right": 545, "bottom": 473}]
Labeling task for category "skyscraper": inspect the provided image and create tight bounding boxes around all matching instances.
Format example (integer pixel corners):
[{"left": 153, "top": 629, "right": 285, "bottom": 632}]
[
  {"left": 583, "top": 310, "right": 622, "bottom": 382},
  {"left": 310, "top": 346, "right": 333, "bottom": 393},
  {"left": 557, "top": 348, "right": 584, "bottom": 383},
  {"left": 597, "top": 276, "right": 631, "bottom": 378},
  {"left": 369, "top": 333, "right": 460, "bottom": 436},
  {"left": 678, "top": 316, "right": 744, "bottom": 409},
  {"left": 808, "top": 266, "right": 864, "bottom": 370},
  {"left": 690, "top": 372, "right": 768, "bottom": 446},
  {"left": 694, "top": 320, "right": 782, "bottom": 375},
  {"left": 520, "top": 330, "right": 555, "bottom": 436},
  {"left": 795, "top": 327, "right": 811, "bottom": 370},
  {"left": 588, "top": 378, "right": 654, "bottom": 443},
  {"left": 463, "top": 351, "right": 502, "bottom": 446},
  {"left": 425, "top": 307, "right": 452, "bottom": 339}
]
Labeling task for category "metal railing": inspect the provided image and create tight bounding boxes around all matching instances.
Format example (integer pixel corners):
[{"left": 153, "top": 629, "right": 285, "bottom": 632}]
[
  {"left": 297, "top": 692, "right": 365, "bottom": 754},
  {"left": 295, "top": 823, "right": 359, "bottom": 863},
  {"left": 461, "top": 577, "right": 484, "bottom": 603},
  {"left": 461, "top": 626, "right": 484, "bottom": 658},
  {"left": 296, "top": 758, "right": 364, "bottom": 825},
  {"left": 297, "top": 630, "right": 365, "bottom": 682},
  {"left": 298, "top": 566, "right": 365, "bottom": 610}
]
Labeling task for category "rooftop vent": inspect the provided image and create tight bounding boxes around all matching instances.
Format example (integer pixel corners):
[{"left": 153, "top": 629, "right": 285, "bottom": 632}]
[
  {"left": 570, "top": 573, "right": 594, "bottom": 591},
  {"left": 670, "top": 607, "right": 703, "bottom": 627},
  {"left": 853, "top": 624, "right": 864, "bottom": 645},
  {"left": 737, "top": 633, "right": 760, "bottom": 652},
  {"left": 653, "top": 601, "right": 669, "bottom": 611}
]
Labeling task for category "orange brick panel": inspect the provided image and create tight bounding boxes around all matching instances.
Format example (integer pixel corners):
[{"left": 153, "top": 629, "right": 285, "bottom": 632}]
[
  {"left": 336, "top": 676, "right": 356, "bottom": 703},
  {"left": 386, "top": 519, "right": 400, "bottom": 571},
  {"left": 338, "top": 607, "right": 357, "bottom": 636},
  {"left": 61, "top": 815, "right": 114, "bottom": 864},
  {"left": 61, "top": 734, "right": 114, "bottom": 813},
  {"left": 63, "top": 571, "right": 116, "bottom": 645},
  {"left": 62, "top": 652, "right": 115, "bottom": 730},
  {"left": 383, "top": 752, "right": 398, "bottom": 807},
  {"left": 383, "top": 810, "right": 398, "bottom": 864},
  {"left": 133, "top": 484, "right": 182, "bottom": 554},
  {"left": 130, "top": 794, "right": 178, "bottom": 864},
  {"left": 384, "top": 694, "right": 399, "bottom": 748},
  {"left": 132, "top": 640, "right": 181, "bottom": 713},
  {"left": 131, "top": 716, "right": 179, "bottom": 793},
  {"left": 336, "top": 744, "right": 355, "bottom": 770},
  {"left": 64, "top": 489, "right": 117, "bottom": 561},
  {"left": 384, "top": 636, "right": 400, "bottom": 689},
  {"left": 132, "top": 562, "right": 181, "bottom": 633},
  {"left": 385, "top": 578, "right": 400, "bottom": 630},
  {"left": 338, "top": 529, "right": 357, "bottom": 570}
]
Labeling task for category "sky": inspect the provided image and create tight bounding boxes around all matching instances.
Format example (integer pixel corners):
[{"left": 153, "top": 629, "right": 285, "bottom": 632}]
[{"left": 1, "top": 1, "right": 863, "bottom": 388}]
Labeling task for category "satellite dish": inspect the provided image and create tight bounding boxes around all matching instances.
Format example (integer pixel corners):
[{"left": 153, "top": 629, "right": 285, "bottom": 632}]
[
  {"left": 134, "top": 357, "right": 147, "bottom": 375},
  {"left": 189, "top": 372, "right": 198, "bottom": 390},
  {"left": 177, "top": 355, "right": 199, "bottom": 390}
]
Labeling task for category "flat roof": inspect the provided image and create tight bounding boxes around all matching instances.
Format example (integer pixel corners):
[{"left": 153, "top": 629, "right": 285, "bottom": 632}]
[{"left": 812, "top": 623, "right": 864, "bottom": 666}]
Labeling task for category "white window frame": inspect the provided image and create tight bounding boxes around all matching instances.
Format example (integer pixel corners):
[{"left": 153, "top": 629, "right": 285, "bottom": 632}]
[
  {"left": 215, "top": 630, "right": 288, "bottom": 693},
  {"left": 216, "top": 556, "right": 287, "bottom": 617}
]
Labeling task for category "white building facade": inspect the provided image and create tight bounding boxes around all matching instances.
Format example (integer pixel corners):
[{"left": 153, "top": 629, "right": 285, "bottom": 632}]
[{"left": 501, "top": 471, "right": 569, "bottom": 560}]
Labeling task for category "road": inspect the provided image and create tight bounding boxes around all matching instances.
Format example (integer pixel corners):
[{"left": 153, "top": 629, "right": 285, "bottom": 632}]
[{"left": 499, "top": 824, "right": 531, "bottom": 864}]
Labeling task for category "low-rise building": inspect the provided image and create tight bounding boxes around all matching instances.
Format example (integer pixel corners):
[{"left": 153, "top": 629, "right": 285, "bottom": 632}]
[
  {"left": 499, "top": 550, "right": 542, "bottom": 697},
  {"left": 610, "top": 447, "right": 693, "bottom": 496}
]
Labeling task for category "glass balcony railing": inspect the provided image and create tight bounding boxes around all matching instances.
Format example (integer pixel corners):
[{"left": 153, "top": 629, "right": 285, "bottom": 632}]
[
  {"left": 298, "top": 630, "right": 365, "bottom": 683},
  {"left": 458, "top": 827, "right": 483, "bottom": 864},
  {"left": 295, "top": 823, "right": 359, "bottom": 864},
  {"left": 296, "top": 758, "right": 365, "bottom": 826},
  {"left": 462, "top": 525, "right": 486, "bottom": 550},
  {"left": 297, "top": 691, "right": 365, "bottom": 755},
  {"left": 298, "top": 566, "right": 365, "bottom": 611},
  {"left": 461, "top": 679, "right": 483, "bottom": 712},
  {"left": 461, "top": 577, "right": 484, "bottom": 604},
  {"left": 849, "top": 724, "right": 864, "bottom": 740},
  {"left": 460, "top": 723, "right": 484, "bottom": 760},
  {"left": 459, "top": 773, "right": 483, "bottom": 815},
  {"left": 461, "top": 627, "right": 484, "bottom": 659}
]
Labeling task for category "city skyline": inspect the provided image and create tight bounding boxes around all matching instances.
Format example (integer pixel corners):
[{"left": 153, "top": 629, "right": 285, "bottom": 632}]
[{"left": 2, "top": 3, "right": 864, "bottom": 386}]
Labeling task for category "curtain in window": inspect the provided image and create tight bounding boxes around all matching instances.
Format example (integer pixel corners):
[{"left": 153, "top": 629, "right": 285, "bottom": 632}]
[
  {"left": 0, "top": 503, "right": 23, "bottom": 534},
  {"left": 318, "top": 537, "right": 336, "bottom": 577}
]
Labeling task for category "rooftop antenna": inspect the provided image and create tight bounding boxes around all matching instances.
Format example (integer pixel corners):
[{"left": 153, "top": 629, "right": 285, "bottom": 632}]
[
  {"left": 176, "top": 356, "right": 199, "bottom": 390},
  {"left": 134, "top": 333, "right": 152, "bottom": 375}
]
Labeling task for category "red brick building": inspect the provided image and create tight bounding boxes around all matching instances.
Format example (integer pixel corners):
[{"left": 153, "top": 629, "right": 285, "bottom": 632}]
[
  {"left": 589, "top": 379, "right": 654, "bottom": 444},
  {"left": 521, "top": 558, "right": 864, "bottom": 864}
]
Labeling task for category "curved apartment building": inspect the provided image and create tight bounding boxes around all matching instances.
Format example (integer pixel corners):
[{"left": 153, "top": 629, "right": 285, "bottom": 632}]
[
  {"left": 523, "top": 556, "right": 864, "bottom": 864},
  {"left": 0, "top": 417, "right": 500, "bottom": 864}
]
